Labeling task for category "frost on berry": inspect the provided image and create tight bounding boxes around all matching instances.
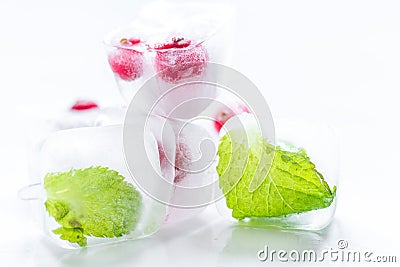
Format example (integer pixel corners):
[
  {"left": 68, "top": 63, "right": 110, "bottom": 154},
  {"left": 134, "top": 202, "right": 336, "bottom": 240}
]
[{"left": 108, "top": 48, "right": 144, "bottom": 81}]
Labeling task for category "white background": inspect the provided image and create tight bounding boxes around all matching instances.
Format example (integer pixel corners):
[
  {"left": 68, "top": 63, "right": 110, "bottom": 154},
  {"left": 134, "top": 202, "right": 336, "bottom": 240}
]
[{"left": 0, "top": 0, "right": 399, "bottom": 266}]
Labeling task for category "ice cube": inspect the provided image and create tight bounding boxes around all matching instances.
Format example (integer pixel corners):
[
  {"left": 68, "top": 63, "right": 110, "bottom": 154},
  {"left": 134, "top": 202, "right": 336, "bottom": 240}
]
[
  {"left": 38, "top": 124, "right": 172, "bottom": 248},
  {"left": 28, "top": 106, "right": 126, "bottom": 183}
]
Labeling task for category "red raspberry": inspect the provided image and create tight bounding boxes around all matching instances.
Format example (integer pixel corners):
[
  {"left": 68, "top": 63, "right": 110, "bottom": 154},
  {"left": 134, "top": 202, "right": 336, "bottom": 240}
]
[
  {"left": 108, "top": 38, "right": 144, "bottom": 81},
  {"left": 214, "top": 102, "right": 251, "bottom": 133},
  {"left": 154, "top": 37, "right": 208, "bottom": 83},
  {"left": 71, "top": 100, "right": 98, "bottom": 111}
]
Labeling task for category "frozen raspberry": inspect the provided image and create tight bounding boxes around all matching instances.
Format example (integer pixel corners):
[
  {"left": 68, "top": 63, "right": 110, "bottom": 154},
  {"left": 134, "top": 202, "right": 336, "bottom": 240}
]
[
  {"left": 214, "top": 102, "right": 251, "bottom": 133},
  {"left": 157, "top": 140, "right": 191, "bottom": 184},
  {"left": 108, "top": 38, "right": 144, "bottom": 81},
  {"left": 71, "top": 100, "right": 98, "bottom": 111},
  {"left": 154, "top": 37, "right": 208, "bottom": 83}
]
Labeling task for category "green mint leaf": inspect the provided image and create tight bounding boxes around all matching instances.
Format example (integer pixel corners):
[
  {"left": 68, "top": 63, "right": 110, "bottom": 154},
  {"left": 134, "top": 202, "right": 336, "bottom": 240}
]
[
  {"left": 44, "top": 166, "right": 142, "bottom": 247},
  {"left": 217, "top": 130, "right": 336, "bottom": 219},
  {"left": 53, "top": 227, "right": 87, "bottom": 247}
]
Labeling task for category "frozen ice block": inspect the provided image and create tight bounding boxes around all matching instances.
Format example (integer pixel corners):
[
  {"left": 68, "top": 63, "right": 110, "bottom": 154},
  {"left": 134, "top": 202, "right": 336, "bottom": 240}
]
[
  {"left": 215, "top": 114, "right": 338, "bottom": 230},
  {"left": 104, "top": 1, "right": 235, "bottom": 103},
  {"left": 34, "top": 123, "right": 174, "bottom": 248},
  {"left": 160, "top": 118, "right": 220, "bottom": 222},
  {"left": 27, "top": 105, "right": 126, "bottom": 184}
]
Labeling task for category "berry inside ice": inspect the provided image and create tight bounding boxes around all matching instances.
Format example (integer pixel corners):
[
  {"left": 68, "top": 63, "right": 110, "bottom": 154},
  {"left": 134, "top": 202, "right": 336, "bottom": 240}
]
[
  {"left": 154, "top": 37, "right": 208, "bottom": 83},
  {"left": 214, "top": 103, "right": 250, "bottom": 133},
  {"left": 157, "top": 140, "right": 191, "bottom": 184},
  {"left": 108, "top": 38, "right": 144, "bottom": 81}
]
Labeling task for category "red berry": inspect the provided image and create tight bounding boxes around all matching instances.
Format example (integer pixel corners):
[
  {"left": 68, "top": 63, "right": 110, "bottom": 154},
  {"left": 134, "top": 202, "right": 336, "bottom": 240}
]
[
  {"left": 154, "top": 38, "right": 208, "bottom": 83},
  {"left": 157, "top": 140, "right": 190, "bottom": 184},
  {"left": 108, "top": 48, "right": 144, "bottom": 81},
  {"left": 109, "top": 37, "right": 143, "bottom": 81},
  {"left": 214, "top": 103, "right": 250, "bottom": 132},
  {"left": 71, "top": 100, "right": 98, "bottom": 111},
  {"left": 127, "top": 38, "right": 141, "bottom": 45}
]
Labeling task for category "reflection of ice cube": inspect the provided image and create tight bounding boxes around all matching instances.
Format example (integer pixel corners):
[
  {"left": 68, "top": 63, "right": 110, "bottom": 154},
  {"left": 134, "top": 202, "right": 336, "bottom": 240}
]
[{"left": 39, "top": 125, "right": 170, "bottom": 247}]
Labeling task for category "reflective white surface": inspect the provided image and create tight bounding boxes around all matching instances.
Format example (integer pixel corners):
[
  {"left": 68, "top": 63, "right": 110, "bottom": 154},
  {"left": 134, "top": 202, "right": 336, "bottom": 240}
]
[{"left": 1, "top": 0, "right": 400, "bottom": 266}]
